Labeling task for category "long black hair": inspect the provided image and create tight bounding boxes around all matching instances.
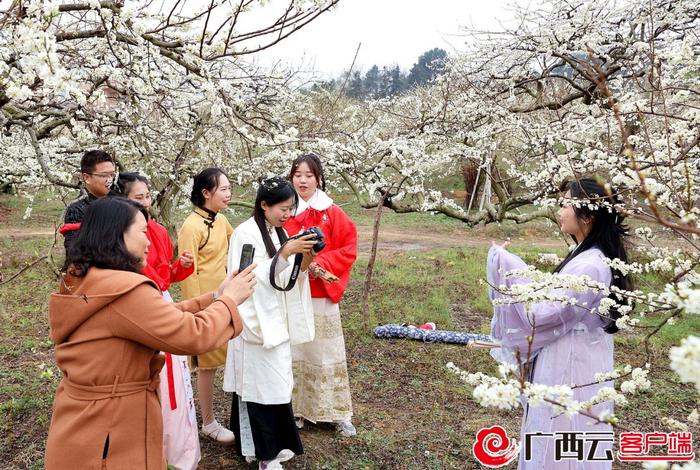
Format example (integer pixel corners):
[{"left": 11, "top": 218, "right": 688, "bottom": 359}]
[
  {"left": 64, "top": 198, "right": 149, "bottom": 277},
  {"left": 253, "top": 176, "right": 298, "bottom": 257},
  {"left": 288, "top": 153, "right": 326, "bottom": 191},
  {"left": 553, "top": 177, "right": 630, "bottom": 334}
]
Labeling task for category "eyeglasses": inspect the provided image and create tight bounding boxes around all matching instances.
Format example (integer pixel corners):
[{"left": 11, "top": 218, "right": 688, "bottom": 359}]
[{"left": 87, "top": 172, "right": 117, "bottom": 180}]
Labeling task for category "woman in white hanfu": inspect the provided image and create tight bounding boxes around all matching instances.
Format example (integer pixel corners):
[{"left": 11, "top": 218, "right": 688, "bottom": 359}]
[
  {"left": 488, "top": 177, "right": 630, "bottom": 470},
  {"left": 224, "top": 176, "right": 318, "bottom": 470}
]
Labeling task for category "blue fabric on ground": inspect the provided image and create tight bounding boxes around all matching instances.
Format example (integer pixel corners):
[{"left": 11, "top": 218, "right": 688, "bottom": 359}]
[{"left": 373, "top": 324, "right": 496, "bottom": 345}]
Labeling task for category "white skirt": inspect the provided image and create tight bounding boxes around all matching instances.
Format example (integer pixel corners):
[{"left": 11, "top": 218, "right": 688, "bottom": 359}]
[
  {"left": 291, "top": 298, "right": 353, "bottom": 423},
  {"left": 158, "top": 290, "right": 200, "bottom": 470}
]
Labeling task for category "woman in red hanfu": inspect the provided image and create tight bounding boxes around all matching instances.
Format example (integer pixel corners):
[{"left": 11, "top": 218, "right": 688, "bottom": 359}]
[
  {"left": 284, "top": 154, "right": 359, "bottom": 437},
  {"left": 118, "top": 172, "right": 201, "bottom": 470}
]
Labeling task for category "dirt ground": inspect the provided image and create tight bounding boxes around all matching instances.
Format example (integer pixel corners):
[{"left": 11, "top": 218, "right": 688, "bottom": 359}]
[{"left": 0, "top": 224, "right": 563, "bottom": 254}]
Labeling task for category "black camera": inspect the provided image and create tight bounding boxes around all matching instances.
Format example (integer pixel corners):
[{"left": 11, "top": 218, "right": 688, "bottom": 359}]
[{"left": 289, "top": 226, "right": 326, "bottom": 253}]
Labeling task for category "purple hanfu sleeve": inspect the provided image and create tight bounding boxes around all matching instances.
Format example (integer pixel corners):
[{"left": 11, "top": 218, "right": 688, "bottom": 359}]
[
  {"left": 487, "top": 246, "right": 530, "bottom": 364},
  {"left": 487, "top": 246, "right": 611, "bottom": 364}
]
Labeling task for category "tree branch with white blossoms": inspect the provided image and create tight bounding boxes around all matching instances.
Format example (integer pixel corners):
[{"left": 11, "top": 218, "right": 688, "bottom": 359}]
[
  {"left": 430, "top": 0, "right": 700, "bottom": 450},
  {"left": 0, "top": 0, "right": 339, "bottom": 230}
]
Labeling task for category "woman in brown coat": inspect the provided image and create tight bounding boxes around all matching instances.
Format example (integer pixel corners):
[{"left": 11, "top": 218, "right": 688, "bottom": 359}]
[{"left": 45, "top": 197, "right": 256, "bottom": 469}]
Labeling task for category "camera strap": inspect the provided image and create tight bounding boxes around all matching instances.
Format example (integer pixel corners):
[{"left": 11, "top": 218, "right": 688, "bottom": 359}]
[{"left": 269, "top": 244, "right": 303, "bottom": 291}]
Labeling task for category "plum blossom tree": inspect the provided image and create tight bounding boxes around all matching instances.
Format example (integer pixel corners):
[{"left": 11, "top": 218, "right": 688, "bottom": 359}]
[
  {"left": 0, "top": 0, "right": 338, "bottom": 224},
  {"left": 424, "top": 0, "right": 700, "bottom": 444}
]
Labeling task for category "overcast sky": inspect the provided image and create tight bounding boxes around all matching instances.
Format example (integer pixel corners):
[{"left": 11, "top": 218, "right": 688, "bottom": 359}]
[
  {"left": 0, "top": 0, "right": 519, "bottom": 78},
  {"left": 247, "top": 0, "right": 519, "bottom": 78}
]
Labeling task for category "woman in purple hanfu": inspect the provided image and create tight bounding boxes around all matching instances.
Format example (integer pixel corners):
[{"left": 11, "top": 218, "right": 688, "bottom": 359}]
[{"left": 487, "top": 178, "right": 630, "bottom": 470}]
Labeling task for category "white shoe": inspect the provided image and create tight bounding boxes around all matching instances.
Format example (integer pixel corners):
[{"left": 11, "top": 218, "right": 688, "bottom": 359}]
[
  {"left": 201, "top": 420, "right": 235, "bottom": 444},
  {"left": 259, "top": 460, "right": 284, "bottom": 470},
  {"left": 295, "top": 417, "right": 305, "bottom": 429},
  {"left": 257, "top": 450, "right": 294, "bottom": 469},
  {"left": 337, "top": 420, "right": 356, "bottom": 437},
  {"left": 276, "top": 449, "right": 295, "bottom": 462}
]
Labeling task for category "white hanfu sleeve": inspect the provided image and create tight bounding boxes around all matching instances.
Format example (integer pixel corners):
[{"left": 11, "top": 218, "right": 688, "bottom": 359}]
[{"left": 227, "top": 226, "right": 290, "bottom": 349}]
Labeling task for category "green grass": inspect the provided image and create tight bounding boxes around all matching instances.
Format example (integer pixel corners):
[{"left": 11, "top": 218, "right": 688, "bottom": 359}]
[
  {"left": 0, "top": 189, "right": 66, "bottom": 230},
  {"left": 0, "top": 234, "right": 59, "bottom": 469},
  {"left": 1, "top": 192, "right": 698, "bottom": 469},
  {"left": 347, "top": 247, "right": 530, "bottom": 331}
]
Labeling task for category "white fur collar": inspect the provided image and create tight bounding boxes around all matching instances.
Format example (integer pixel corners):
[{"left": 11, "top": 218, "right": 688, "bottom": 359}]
[{"left": 295, "top": 189, "right": 333, "bottom": 216}]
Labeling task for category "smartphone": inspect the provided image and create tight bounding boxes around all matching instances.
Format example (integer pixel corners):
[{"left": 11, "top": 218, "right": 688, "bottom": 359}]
[{"left": 239, "top": 244, "right": 255, "bottom": 271}]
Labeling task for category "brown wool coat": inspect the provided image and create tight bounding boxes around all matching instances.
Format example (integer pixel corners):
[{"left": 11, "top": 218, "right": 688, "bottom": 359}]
[{"left": 44, "top": 268, "right": 243, "bottom": 470}]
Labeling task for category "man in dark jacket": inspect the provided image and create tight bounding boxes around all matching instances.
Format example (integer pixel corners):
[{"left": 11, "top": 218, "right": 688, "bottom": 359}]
[{"left": 62, "top": 150, "right": 116, "bottom": 253}]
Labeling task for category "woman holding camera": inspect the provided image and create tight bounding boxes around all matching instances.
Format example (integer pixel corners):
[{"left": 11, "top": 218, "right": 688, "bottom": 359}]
[
  {"left": 284, "top": 154, "right": 358, "bottom": 437},
  {"left": 45, "top": 197, "right": 255, "bottom": 470},
  {"left": 224, "top": 176, "right": 318, "bottom": 470}
]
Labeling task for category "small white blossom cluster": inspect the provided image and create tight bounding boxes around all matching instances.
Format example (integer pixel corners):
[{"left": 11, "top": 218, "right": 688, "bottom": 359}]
[
  {"left": 446, "top": 362, "right": 623, "bottom": 417},
  {"left": 446, "top": 362, "right": 520, "bottom": 410},
  {"left": 492, "top": 266, "right": 609, "bottom": 309},
  {"left": 603, "top": 258, "right": 644, "bottom": 276},
  {"left": 669, "top": 336, "right": 700, "bottom": 392},
  {"left": 660, "top": 282, "right": 700, "bottom": 316},
  {"left": 585, "top": 386, "right": 629, "bottom": 407},
  {"left": 619, "top": 367, "right": 651, "bottom": 395},
  {"left": 603, "top": 255, "right": 693, "bottom": 277},
  {"left": 661, "top": 417, "right": 690, "bottom": 432},
  {"left": 614, "top": 314, "right": 639, "bottom": 330},
  {"left": 473, "top": 381, "right": 521, "bottom": 410},
  {"left": 594, "top": 364, "right": 633, "bottom": 383},
  {"left": 538, "top": 253, "right": 563, "bottom": 265}
]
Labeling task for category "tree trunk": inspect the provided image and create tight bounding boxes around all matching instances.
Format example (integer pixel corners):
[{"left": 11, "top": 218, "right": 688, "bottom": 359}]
[
  {"left": 361, "top": 190, "right": 391, "bottom": 330},
  {"left": 461, "top": 159, "right": 483, "bottom": 209},
  {"left": 153, "top": 177, "right": 184, "bottom": 237}
]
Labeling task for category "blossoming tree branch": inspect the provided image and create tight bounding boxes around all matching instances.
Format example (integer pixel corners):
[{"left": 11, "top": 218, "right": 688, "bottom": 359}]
[{"left": 0, "top": 0, "right": 338, "bottom": 224}]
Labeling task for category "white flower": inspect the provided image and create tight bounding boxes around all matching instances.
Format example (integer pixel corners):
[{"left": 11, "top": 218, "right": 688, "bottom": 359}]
[
  {"left": 669, "top": 336, "right": 700, "bottom": 392},
  {"left": 661, "top": 417, "right": 689, "bottom": 432},
  {"left": 670, "top": 463, "right": 700, "bottom": 470},
  {"left": 5, "top": 83, "right": 33, "bottom": 100},
  {"left": 473, "top": 382, "right": 520, "bottom": 410},
  {"left": 591, "top": 387, "right": 628, "bottom": 406},
  {"left": 598, "top": 298, "right": 616, "bottom": 314},
  {"left": 620, "top": 367, "right": 651, "bottom": 394}
]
